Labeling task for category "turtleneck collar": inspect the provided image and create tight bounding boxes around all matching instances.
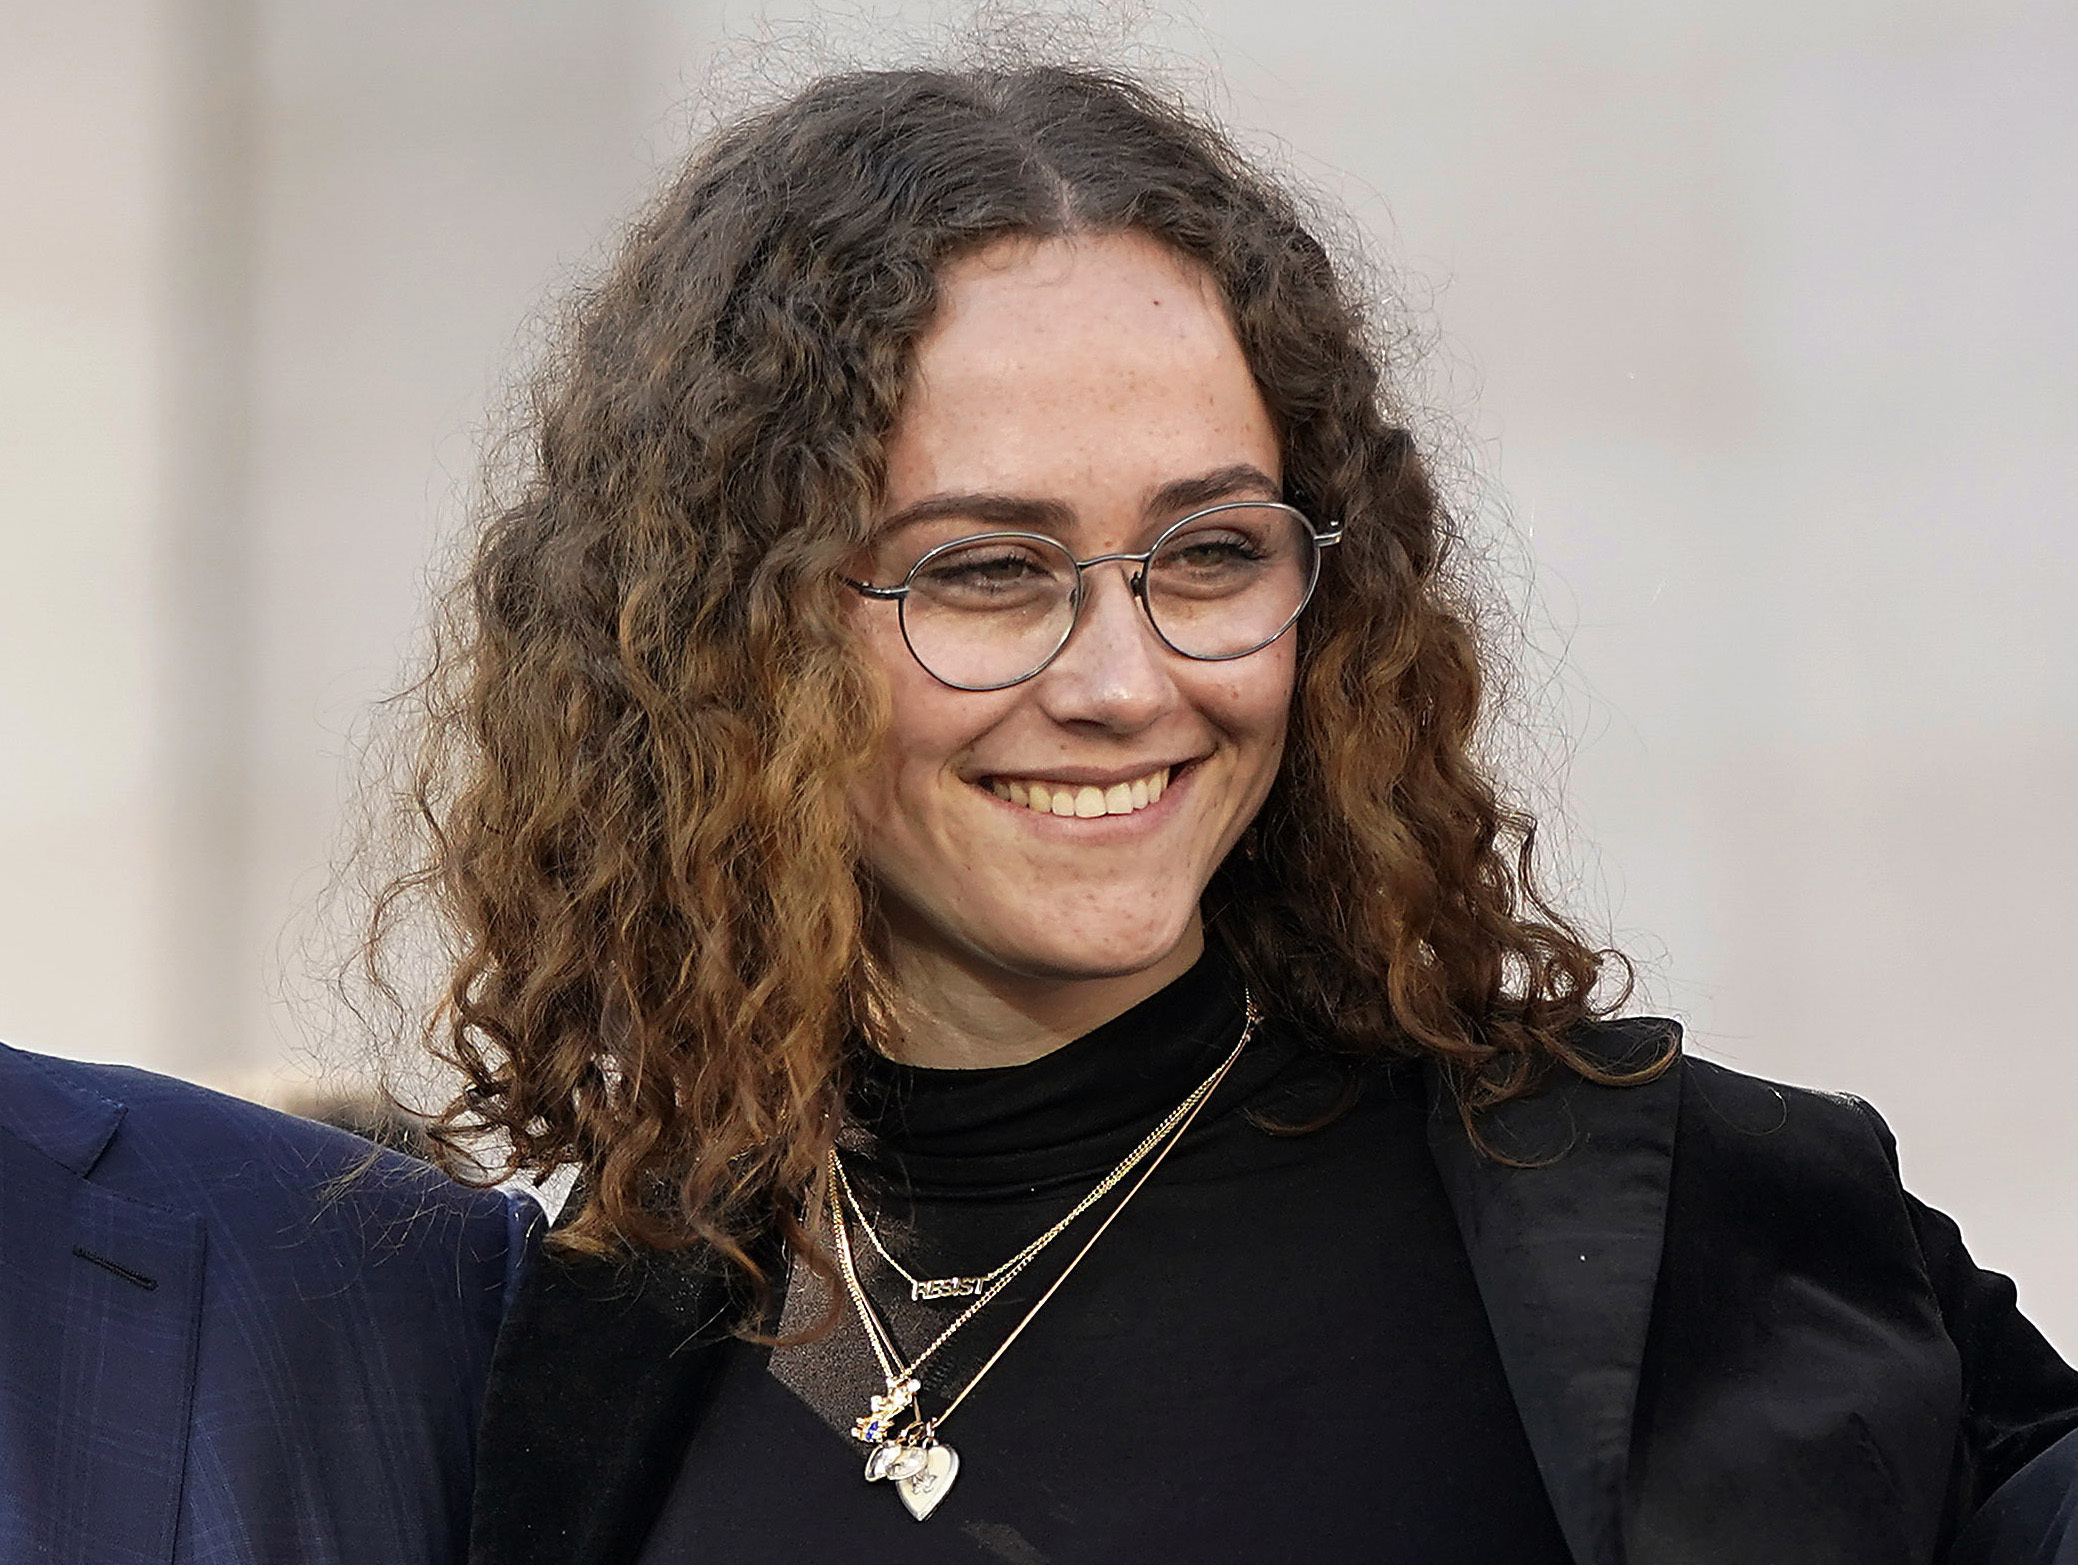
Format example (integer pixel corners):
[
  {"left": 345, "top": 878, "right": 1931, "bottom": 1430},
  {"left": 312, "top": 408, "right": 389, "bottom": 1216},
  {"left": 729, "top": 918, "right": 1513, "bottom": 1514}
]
[{"left": 844, "top": 942, "right": 1288, "bottom": 1198}]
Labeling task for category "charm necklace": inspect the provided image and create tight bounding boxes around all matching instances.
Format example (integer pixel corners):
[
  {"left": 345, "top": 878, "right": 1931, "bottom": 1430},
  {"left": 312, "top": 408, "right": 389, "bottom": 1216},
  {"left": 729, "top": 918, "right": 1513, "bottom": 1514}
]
[
  {"left": 830, "top": 1026, "right": 1237, "bottom": 1303},
  {"left": 829, "top": 995, "right": 1258, "bottom": 1521}
]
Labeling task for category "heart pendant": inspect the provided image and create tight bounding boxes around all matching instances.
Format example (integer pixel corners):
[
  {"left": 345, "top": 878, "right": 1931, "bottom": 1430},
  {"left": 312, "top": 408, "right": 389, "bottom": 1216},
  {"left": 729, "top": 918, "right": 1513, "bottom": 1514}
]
[
  {"left": 895, "top": 1441, "right": 960, "bottom": 1521},
  {"left": 863, "top": 1442, "right": 928, "bottom": 1483}
]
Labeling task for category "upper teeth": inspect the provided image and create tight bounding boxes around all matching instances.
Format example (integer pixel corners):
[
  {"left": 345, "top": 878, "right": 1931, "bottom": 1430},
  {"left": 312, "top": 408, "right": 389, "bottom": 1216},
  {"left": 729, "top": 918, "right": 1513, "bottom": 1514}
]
[{"left": 987, "top": 767, "right": 1171, "bottom": 818}]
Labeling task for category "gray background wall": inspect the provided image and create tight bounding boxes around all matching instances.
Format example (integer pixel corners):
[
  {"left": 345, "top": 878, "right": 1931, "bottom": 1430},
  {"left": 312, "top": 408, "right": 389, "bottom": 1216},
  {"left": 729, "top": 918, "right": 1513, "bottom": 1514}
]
[{"left": 2, "top": 0, "right": 2072, "bottom": 1350}]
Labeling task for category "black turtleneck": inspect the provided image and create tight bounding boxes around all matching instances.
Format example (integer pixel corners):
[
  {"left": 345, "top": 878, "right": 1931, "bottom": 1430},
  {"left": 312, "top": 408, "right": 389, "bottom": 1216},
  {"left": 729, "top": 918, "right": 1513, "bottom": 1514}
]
[{"left": 638, "top": 947, "right": 1573, "bottom": 1564}]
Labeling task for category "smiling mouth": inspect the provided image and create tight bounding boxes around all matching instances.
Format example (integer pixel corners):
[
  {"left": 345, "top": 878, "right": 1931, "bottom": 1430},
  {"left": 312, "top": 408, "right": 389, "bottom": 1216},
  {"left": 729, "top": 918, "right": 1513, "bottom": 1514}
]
[{"left": 983, "top": 765, "right": 1174, "bottom": 819}]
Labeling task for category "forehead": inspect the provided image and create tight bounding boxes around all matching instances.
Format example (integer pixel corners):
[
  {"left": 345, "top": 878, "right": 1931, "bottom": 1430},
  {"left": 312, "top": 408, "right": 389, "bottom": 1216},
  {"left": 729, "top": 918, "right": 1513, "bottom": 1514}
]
[
  {"left": 879, "top": 231, "right": 1280, "bottom": 530},
  {"left": 927, "top": 230, "right": 1238, "bottom": 374}
]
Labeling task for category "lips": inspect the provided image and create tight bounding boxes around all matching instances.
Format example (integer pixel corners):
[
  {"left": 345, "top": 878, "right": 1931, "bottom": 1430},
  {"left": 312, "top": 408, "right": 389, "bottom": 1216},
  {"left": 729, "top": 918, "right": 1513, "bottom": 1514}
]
[{"left": 983, "top": 765, "right": 1172, "bottom": 818}]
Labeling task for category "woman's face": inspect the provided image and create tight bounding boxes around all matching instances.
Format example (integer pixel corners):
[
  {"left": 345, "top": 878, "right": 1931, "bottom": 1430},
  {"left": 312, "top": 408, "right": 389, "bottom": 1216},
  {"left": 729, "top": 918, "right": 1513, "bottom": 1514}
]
[{"left": 847, "top": 230, "right": 1293, "bottom": 996}]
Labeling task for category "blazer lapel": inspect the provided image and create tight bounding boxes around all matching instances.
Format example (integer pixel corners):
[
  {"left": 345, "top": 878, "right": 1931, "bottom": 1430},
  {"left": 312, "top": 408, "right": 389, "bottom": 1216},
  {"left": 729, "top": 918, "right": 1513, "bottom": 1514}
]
[
  {"left": 470, "top": 1242, "right": 736, "bottom": 1565},
  {"left": 1425, "top": 1021, "right": 1683, "bottom": 1565},
  {"left": 0, "top": 1049, "right": 205, "bottom": 1565}
]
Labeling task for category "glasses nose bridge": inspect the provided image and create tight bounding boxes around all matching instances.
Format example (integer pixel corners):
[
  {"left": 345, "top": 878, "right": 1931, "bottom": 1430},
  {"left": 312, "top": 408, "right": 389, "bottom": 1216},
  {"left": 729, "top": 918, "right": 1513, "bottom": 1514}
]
[
  {"left": 1071, "top": 546, "right": 1153, "bottom": 610},
  {"left": 1034, "top": 544, "right": 1171, "bottom": 690},
  {"left": 1052, "top": 546, "right": 1162, "bottom": 672}
]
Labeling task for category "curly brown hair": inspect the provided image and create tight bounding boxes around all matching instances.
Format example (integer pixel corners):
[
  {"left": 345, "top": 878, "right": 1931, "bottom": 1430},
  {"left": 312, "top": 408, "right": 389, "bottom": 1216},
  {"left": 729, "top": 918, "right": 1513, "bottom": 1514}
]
[{"left": 376, "top": 62, "right": 1651, "bottom": 1292}]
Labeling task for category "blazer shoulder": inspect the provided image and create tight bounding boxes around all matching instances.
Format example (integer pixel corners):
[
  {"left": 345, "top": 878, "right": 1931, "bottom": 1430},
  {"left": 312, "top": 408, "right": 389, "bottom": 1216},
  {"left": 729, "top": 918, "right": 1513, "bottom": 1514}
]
[
  {"left": 1559, "top": 1020, "right": 1895, "bottom": 1160},
  {"left": 1668, "top": 1050, "right": 1901, "bottom": 1173},
  {"left": 1503, "top": 1025, "right": 1906, "bottom": 1216},
  {"left": 3, "top": 1040, "right": 520, "bottom": 1280},
  {"left": 1566, "top": 1013, "right": 1686, "bottom": 1077},
  {"left": 0, "top": 1037, "right": 129, "bottom": 1173}
]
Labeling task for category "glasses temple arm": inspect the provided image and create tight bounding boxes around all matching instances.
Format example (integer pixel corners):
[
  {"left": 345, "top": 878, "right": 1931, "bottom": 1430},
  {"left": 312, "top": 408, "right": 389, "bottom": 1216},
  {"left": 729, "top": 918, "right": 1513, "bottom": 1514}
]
[{"left": 841, "top": 576, "right": 909, "bottom": 600}]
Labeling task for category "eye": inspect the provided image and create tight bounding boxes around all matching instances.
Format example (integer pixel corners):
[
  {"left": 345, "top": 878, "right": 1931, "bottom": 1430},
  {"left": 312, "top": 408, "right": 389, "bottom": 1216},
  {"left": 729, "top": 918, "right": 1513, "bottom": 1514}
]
[
  {"left": 1166, "top": 530, "right": 1267, "bottom": 568},
  {"left": 1150, "top": 526, "right": 1274, "bottom": 595},
  {"left": 909, "top": 539, "right": 1073, "bottom": 607},
  {"left": 925, "top": 550, "right": 1046, "bottom": 586}
]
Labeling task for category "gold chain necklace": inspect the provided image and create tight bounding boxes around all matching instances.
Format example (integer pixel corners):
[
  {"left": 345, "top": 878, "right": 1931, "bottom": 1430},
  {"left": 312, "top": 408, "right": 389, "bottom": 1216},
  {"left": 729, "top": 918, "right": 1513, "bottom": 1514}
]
[
  {"left": 828, "top": 995, "right": 1258, "bottom": 1521},
  {"left": 831, "top": 1035, "right": 1236, "bottom": 1302}
]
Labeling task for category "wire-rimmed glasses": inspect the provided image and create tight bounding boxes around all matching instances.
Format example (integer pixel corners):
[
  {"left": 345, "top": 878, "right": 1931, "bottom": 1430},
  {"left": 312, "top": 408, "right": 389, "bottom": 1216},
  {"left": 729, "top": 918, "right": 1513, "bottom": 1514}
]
[{"left": 842, "top": 500, "right": 1342, "bottom": 692}]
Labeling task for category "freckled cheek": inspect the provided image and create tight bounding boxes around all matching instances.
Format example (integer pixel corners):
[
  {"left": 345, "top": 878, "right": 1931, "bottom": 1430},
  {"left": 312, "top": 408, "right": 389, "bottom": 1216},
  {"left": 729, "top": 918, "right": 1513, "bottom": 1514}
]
[
  {"left": 1192, "top": 655, "right": 1294, "bottom": 748},
  {"left": 880, "top": 699, "right": 1016, "bottom": 841}
]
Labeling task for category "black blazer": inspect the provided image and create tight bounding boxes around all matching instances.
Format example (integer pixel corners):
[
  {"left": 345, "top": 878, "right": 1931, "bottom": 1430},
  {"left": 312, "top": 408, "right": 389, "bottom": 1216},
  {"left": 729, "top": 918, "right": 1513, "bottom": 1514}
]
[{"left": 469, "top": 1024, "right": 2078, "bottom": 1565}]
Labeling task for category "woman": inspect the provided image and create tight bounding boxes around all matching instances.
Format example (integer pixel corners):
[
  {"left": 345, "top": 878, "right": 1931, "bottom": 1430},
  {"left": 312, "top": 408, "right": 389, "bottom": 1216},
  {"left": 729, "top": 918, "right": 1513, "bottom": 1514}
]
[{"left": 388, "top": 64, "right": 2078, "bottom": 1563}]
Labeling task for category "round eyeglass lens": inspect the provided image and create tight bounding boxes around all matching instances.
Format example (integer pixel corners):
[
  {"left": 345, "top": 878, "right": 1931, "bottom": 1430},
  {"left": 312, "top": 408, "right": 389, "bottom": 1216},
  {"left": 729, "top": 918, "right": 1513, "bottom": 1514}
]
[
  {"left": 1143, "top": 503, "right": 1319, "bottom": 660},
  {"left": 898, "top": 532, "right": 1081, "bottom": 691}
]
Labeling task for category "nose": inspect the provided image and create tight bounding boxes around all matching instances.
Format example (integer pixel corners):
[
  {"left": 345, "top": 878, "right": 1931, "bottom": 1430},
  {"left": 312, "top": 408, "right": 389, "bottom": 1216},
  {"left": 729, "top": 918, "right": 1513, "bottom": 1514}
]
[{"left": 1031, "top": 561, "right": 1178, "bottom": 732}]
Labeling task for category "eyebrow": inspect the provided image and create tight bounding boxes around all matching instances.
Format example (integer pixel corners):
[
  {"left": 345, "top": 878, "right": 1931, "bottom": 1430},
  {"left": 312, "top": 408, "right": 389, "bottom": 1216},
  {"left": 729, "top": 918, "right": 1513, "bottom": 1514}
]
[
  {"left": 877, "top": 462, "right": 1281, "bottom": 537},
  {"left": 1148, "top": 463, "right": 1282, "bottom": 515}
]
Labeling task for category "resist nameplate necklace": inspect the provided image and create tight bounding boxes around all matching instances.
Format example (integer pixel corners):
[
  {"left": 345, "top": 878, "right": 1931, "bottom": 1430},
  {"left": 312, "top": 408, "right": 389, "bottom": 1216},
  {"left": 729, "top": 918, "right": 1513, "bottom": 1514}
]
[{"left": 826, "top": 996, "right": 1256, "bottom": 1521}]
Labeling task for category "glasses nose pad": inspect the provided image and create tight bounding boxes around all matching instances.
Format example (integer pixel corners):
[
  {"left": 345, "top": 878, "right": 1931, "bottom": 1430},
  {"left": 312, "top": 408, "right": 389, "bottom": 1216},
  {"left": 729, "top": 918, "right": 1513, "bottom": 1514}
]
[{"left": 1126, "top": 567, "right": 1148, "bottom": 604}]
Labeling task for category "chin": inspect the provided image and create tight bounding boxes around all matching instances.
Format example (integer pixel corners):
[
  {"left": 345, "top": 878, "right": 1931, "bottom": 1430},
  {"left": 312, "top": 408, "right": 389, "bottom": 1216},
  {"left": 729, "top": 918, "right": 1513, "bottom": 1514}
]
[{"left": 967, "top": 902, "right": 1201, "bottom": 984}]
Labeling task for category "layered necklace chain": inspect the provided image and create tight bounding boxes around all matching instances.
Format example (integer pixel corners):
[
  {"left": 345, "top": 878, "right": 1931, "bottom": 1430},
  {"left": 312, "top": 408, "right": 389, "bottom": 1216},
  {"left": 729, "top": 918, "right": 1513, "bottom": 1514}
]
[
  {"left": 827, "top": 993, "right": 1259, "bottom": 1521},
  {"left": 831, "top": 1030, "right": 1238, "bottom": 1303}
]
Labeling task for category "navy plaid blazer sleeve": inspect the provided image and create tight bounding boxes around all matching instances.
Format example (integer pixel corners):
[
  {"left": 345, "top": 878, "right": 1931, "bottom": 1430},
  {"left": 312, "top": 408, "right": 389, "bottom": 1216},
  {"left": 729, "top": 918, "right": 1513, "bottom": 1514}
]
[{"left": 0, "top": 1040, "right": 530, "bottom": 1565}]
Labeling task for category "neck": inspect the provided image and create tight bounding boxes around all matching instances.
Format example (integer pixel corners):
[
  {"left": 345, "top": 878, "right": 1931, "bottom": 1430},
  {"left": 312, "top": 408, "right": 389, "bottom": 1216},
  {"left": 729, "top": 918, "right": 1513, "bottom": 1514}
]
[{"left": 878, "top": 920, "right": 1206, "bottom": 1070}]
